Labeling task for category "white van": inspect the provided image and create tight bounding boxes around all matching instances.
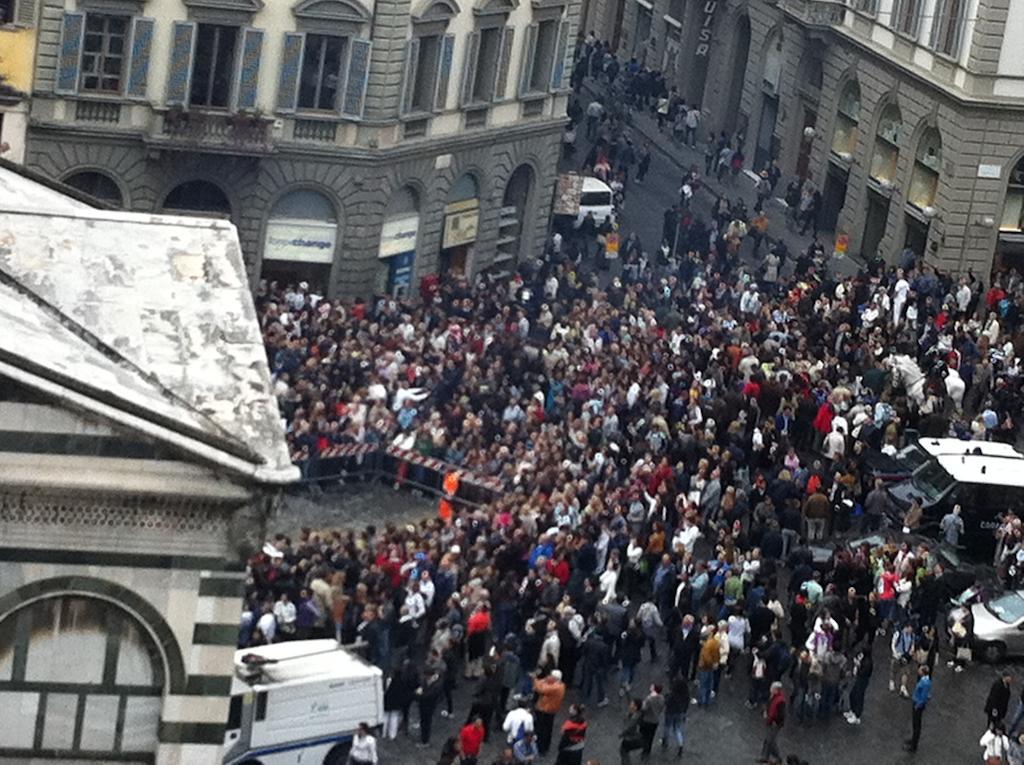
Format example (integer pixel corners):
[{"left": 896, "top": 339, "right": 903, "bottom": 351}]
[
  {"left": 223, "top": 640, "right": 384, "bottom": 765},
  {"left": 574, "top": 176, "right": 616, "bottom": 228},
  {"left": 887, "top": 439, "right": 1024, "bottom": 556}
]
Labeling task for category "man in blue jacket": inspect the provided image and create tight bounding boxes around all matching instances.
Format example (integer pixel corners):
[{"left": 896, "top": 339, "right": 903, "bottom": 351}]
[{"left": 904, "top": 665, "right": 932, "bottom": 753}]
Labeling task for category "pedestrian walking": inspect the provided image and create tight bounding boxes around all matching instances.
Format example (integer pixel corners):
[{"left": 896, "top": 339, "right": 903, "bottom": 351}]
[
  {"left": 639, "top": 683, "right": 665, "bottom": 758},
  {"left": 554, "top": 704, "right": 588, "bottom": 765},
  {"left": 636, "top": 142, "right": 651, "bottom": 184},
  {"left": 845, "top": 647, "right": 873, "bottom": 725},
  {"left": 758, "top": 681, "right": 787, "bottom": 764},
  {"left": 532, "top": 670, "right": 566, "bottom": 755},
  {"left": 416, "top": 662, "right": 444, "bottom": 748},
  {"left": 459, "top": 717, "right": 486, "bottom": 765},
  {"left": 661, "top": 673, "right": 689, "bottom": 757},
  {"left": 987, "top": 673, "right": 1014, "bottom": 728},
  {"left": 905, "top": 665, "right": 932, "bottom": 753},
  {"left": 620, "top": 698, "right": 644, "bottom": 765},
  {"left": 349, "top": 722, "right": 379, "bottom": 765},
  {"left": 981, "top": 722, "right": 1011, "bottom": 765}
]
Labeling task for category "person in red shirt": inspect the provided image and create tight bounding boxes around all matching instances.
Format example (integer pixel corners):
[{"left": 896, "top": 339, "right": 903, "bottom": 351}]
[
  {"left": 460, "top": 716, "right": 485, "bottom": 764},
  {"left": 758, "top": 681, "right": 787, "bottom": 764}
]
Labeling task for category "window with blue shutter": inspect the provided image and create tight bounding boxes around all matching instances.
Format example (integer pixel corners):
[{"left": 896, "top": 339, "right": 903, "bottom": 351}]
[
  {"left": 400, "top": 38, "right": 420, "bottom": 115},
  {"left": 276, "top": 32, "right": 305, "bottom": 113},
  {"left": 493, "top": 26, "right": 514, "bottom": 101},
  {"left": 55, "top": 12, "right": 86, "bottom": 95},
  {"left": 519, "top": 24, "right": 537, "bottom": 96},
  {"left": 165, "top": 21, "right": 196, "bottom": 106},
  {"left": 550, "top": 19, "right": 568, "bottom": 91},
  {"left": 126, "top": 17, "right": 155, "bottom": 98},
  {"left": 460, "top": 31, "right": 480, "bottom": 106},
  {"left": 234, "top": 27, "right": 264, "bottom": 111},
  {"left": 434, "top": 33, "right": 454, "bottom": 111},
  {"left": 341, "top": 38, "right": 371, "bottom": 117}
]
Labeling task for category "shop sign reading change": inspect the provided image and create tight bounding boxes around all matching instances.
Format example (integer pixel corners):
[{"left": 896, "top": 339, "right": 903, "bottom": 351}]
[{"left": 263, "top": 220, "right": 337, "bottom": 263}]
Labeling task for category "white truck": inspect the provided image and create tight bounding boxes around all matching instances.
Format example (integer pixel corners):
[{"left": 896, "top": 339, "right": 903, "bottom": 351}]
[{"left": 222, "top": 639, "right": 384, "bottom": 765}]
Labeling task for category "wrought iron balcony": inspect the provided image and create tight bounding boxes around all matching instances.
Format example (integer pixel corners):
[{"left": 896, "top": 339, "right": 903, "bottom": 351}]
[
  {"left": 781, "top": 0, "right": 846, "bottom": 28},
  {"left": 151, "top": 108, "right": 275, "bottom": 155}
]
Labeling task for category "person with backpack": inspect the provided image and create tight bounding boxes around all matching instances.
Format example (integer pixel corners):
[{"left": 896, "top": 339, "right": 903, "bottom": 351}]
[{"left": 502, "top": 699, "right": 535, "bottom": 746}]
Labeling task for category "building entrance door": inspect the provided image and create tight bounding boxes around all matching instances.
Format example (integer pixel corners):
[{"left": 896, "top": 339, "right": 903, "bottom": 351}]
[{"left": 754, "top": 95, "right": 778, "bottom": 172}]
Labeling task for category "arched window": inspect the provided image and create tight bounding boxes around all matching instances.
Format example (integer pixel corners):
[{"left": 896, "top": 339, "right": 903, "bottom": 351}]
[
  {"left": 62, "top": 171, "right": 124, "bottom": 207},
  {"left": 163, "top": 180, "right": 232, "bottom": 218},
  {"left": 1001, "top": 157, "right": 1024, "bottom": 233},
  {"left": 870, "top": 103, "right": 902, "bottom": 185},
  {"left": 0, "top": 596, "right": 163, "bottom": 758},
  {"left": 496, "top": 164, "right": 534, "bottom": 266},
  {"left": 830, "top": 81, "right": 860, "bottom": 160},
  {"left": 908, "top": 128, "right": 942, "bottom": 210}
]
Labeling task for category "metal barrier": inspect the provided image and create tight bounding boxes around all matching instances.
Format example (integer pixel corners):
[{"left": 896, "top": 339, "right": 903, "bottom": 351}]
[{"left": 290, "top": 445, "right": 501, "bottom": 511}]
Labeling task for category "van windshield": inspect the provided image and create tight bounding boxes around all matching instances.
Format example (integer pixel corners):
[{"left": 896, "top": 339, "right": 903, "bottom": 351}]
[
  {"left": 911, "top": 460, "right": 955, "bottom": 502},
  {"left": 580, "top": 192, "right": 611, "bottom": 206}
]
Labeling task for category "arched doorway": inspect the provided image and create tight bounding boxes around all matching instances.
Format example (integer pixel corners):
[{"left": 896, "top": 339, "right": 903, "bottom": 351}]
[
  {"left": 754, "top": 31, "right": 784, "bottom": 171},
  {"left": 0, "top": 595, "right": 164, "bottom": 759},
  {"left": 997, "top": 155, "right": 1024, "bottom": 271},
  {"left": 162, "top": 179, "right": 232, "bottom": 218},
  {"left": 722, "top": 15, "right": 750, "bottom": 135},
  {"left": 441, "top": 173, "right": 480, "bottom": 279},
  {"left": 862, "top": 103, "right": 902, "bottom": 260},
  {"left": 495, "top": 164, "right": 534, "bottom": 273},
  {"left": 261, "top": 189, "right": 338, "bottom": 291},
  {"left": 822, "top": 79, "right": 860, "bottom": 233},
  {"left": 62, "top": 171, "right": 124, "bottom": 207},
  {"left": 378, "top": 186, "right": 420, "bottom": 297}
]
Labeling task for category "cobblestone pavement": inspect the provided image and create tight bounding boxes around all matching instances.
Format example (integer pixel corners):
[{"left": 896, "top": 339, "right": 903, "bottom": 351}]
[
  {"left": 377, "top": 634, "right": 997, "bottom": 764},
  {"left": 273, "top": 480, "right": 435, "bottom": 535}
]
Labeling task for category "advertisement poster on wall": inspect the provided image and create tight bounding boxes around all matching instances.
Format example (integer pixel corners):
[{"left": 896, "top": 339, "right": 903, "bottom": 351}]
[
  {"left": 443, "top": 204, "right": 480, "bottom": 249},
  {"left": 263, "top": 220, "right": 337, "bottom": 263}
]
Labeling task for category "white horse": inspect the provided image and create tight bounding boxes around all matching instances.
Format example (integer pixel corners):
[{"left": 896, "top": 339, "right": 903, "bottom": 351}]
[
  {"left": 945, "top": 367, "right": 966, "bottom": 412},
  {"left": 887, "top": 354, "right": 927, "bottom": 408}
]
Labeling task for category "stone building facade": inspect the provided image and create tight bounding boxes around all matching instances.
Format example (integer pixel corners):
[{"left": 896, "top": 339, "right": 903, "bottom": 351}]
[
  {"left": 603, "top": 0, "right": 1024, "bottom": 274},
  {"left": 20, "top": 0, "right": 580, "bottom": 296},
  {"left": 0, "top": 164, "right": 297, "bottom": 765}
]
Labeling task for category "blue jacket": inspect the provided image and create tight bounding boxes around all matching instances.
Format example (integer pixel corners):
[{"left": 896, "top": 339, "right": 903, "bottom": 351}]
[{"left": 912, "top": 676, "right": 932, "bottom": 709}]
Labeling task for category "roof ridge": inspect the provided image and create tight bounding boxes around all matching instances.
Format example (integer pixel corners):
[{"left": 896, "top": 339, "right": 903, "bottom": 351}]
[{"left": 0, "top": 266, "right": 264, "bottom": 466}]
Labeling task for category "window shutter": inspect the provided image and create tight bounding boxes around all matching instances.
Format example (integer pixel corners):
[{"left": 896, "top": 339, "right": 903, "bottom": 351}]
[
  {"left": 550, "top": 19, "right": 569, "bottom": 92},
  {"left": 434, "top": 33, "right": 455, "bottom": 111},
  {"left": 165, "top": 21, "right": 197, "bottom": 106},
  {"left": 400, "top": 38, "right": 420, "bottom": 115},
  {"left": 460, "top": 31, "right": 480, "bottom": 106},
  {"left": 276, "top": 32, "right": 305, "bottom": 113},
  {"left": 125, "top": 17, "right": 155, "bottom": 99},
  {"left": 234, "top": 27, "right": 264, "bottom": 111},
  {"left": 342, "top": 38, "right": 372, "bottom": 117},
  {"left": 54, "top": 11, "right": 85, "bottom": 95},
  {"left": 519, "top": 23, "right": 538, "bottom": 96},
  {"left": 493, "top": 26, "right": 514, "bottom": 101},
  {"left": 16, "top": 0, "right": 37, "bottom": 25}
]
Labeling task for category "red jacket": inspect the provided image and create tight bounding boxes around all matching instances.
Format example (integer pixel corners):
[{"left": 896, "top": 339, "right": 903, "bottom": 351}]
[
  {"left": 460, "top": 723, "right": 485, "bottom": 756},
  {"left": 766, "top": 692, "right": 787, "bottom": 727}
]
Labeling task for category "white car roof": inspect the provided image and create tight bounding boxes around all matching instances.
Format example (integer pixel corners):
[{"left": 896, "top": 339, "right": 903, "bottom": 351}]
[
  {"left": 918, "top": 438, "right": 1021, "bottom": 459},
  {"left": 234, "top": 640, "right": 382, "bottom": 685},
  {"left": 581, "top": 176, "right": 613, "bottom": 193},
  {"left": 935, "top": 452, "right": 1024, "bottom": 488}
]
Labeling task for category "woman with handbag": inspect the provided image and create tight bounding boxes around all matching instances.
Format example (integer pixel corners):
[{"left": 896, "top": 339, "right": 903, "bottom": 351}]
[{"left": 981, "top": 721, "right": 1011, "bottom": 765}]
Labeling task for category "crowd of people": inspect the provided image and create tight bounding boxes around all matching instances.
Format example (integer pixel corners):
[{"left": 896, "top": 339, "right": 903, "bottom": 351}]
[{"left": 240, "top": 34, "right": 1024, "bottom": 765}]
